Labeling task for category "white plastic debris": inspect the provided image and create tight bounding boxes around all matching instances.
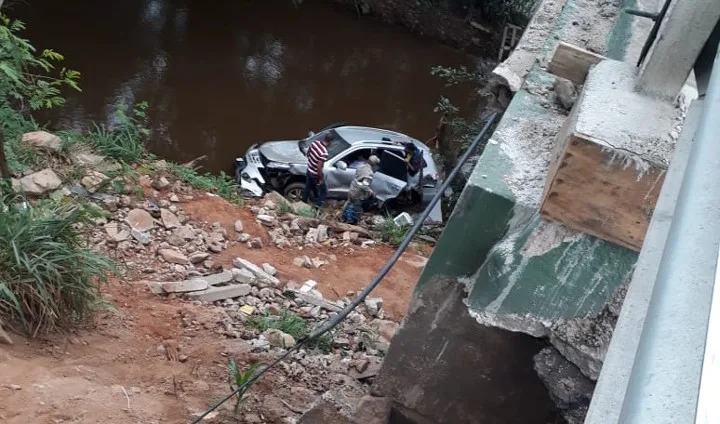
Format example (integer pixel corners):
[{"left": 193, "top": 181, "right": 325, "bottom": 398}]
[{"left": 393, "top": 212, "right": 413, "bottom": 227}]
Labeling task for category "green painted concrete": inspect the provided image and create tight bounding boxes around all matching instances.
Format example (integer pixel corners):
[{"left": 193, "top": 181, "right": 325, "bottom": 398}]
[
  {"left": 418, "top": 63, "right": 638, "bottom": 325},
  {"left": 607, "top": 0, "right": 637, "bottom": 61}
]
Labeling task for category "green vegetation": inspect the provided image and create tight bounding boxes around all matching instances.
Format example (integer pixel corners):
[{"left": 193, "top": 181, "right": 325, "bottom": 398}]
[
  {"left": 227, "top": 359, "right": 263, "bottom": 412},
  {"left": 0, "top": 14, "right": 80, "bottom": 177},
  {"left": 248, "top": 309, "right": 308, "bottom": 340},
  {"left": 166, "top": 163, "right": 244, "bottom": 206},
  {"left": 81, "top": 102, "right": 150, "bottom": 163},
  {"left": 0, "top": 195, "right": 116, "bottom": 335},
  {"left": 277, "top": 199, "right": 293, "bottom": 215},
  {"left": 379, "top": 217, "right": 409, "bottom": 246},
  {"left": 248, "top": 308, "right": 335, "bottom": 353}
]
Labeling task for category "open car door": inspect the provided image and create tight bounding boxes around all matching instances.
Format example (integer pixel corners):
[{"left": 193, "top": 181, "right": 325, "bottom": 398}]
[{"left": 371, "top": 150, "right": 408, "bottom": 203}]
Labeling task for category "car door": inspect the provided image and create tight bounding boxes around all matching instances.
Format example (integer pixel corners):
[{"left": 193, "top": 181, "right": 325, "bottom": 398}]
[
  {"left": 324, "top": 148, "right": 368, "bottom": 199},
  {"left": 371, "top": 150, "right": 409, "bottom": 202}
]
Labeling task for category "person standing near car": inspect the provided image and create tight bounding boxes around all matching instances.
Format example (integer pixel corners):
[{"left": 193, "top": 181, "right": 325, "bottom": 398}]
[
  {"left": 343, "top": 155, "right": 380, "bottom": 224},
  {"left": 403, "top": 141, "right": 424, "bottom": 193},
  {"left": 303, "top": 133, "right": 332, "bottom": 208}
]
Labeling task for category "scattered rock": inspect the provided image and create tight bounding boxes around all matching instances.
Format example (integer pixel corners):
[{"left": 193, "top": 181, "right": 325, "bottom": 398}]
[
  {"left": 263, "top": 329, "right": 296, "bottom": 348},
  {"left": 305, "top": 228, "right": 319, "bottom": 244},
  {"left": 131, "top": 228, "right": 151, "bottom": 245},
  {"left": 238, "top": 233, "right": 251, "bottom": 243},
  {"left": 249, "top": 237, "right": 264, "bottom": 249},
  {"left": 372, "top": 319, "right": 399, "bottom": 342},
  {"left": 353, "top": 395, "right": 392, "bottom": 423},
  {"left": 208, "top": 241, "right": 224, "bottom": 253},
  {"left": 158, "top": 249, "right": 189, "bottom": 265},
  {"left": 234, "top": 219, "right": 244, "bottom": 233},
  {"left": 170, "top": 194, "right": 180, "bottom": 202},
  {"left": 364, "top": 298, "right": 383, "bottom": 317},
  {"left": 160, "top": 208, "right": 181, "bottom": 229},
  {"left": 173, "top": 225, "right": 196, "bottom": 241},
  {"left": 152, "top": 176, "right": 171, "bottom": 190},
  {"left": 104, "top": 223, "right": 130, "bottom": 242},
  {"left": 317, "top": 225, "right": 329, "bottom": 243},
  {"left": 293, "top": 256, "right": 314, "bottom": 269},
  {"left": 11, "top": 169, "right": 62, "bottom": 196},
  {"left": 80, "top": 170, "right": 108, "bottom": 192},
  {"left": 261, "top": 263, "right": 277, "bottom": 276},
  {"left": 188, "top": 252, "right": 210, "bottom": 264},
  {"left": 125, "top": 208, "right": 155, "bottom": 232},
  {"left": 553, "top": 77, "right": 577, "bottom": 110},
  {"left": 22, "top": 131, "right": 62, "bottom": 152},
  {"left": 257, "top": 214, "right": 276, "bottom": 227},
  {"left": 7, "top": 384, "right": 22, "bottom": 391}
]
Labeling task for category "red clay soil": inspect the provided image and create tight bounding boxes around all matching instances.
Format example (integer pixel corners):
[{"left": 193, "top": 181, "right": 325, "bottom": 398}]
[
  {"left": 183, "top": 195, "right": 430, "bottom": 320},
  {"left": 0, "top": 194, "right": 429, "bottom": 423}
]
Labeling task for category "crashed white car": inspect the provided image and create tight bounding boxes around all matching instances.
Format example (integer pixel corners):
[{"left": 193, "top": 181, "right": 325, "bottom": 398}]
[{"left": 234, "top": 124, "right": 443, "bottom": 222}]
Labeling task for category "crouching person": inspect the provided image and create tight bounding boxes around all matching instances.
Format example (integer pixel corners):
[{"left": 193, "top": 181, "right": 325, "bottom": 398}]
[{"left": 342, "top": 155, "right": 380, "bottom": 224}]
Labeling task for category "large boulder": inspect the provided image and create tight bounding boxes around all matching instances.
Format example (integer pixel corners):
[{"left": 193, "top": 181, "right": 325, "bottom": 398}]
[
  {"left": 22, "top": 131, "right": 62, "bottom": 153},
  {"left": 11, "top": 168, "right": 62, "bottom": 196}
]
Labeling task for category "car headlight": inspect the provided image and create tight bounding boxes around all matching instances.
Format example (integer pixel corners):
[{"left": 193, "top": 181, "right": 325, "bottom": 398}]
[
  {"left": 266, "top": 161, "right": 291, "bottom": 170},
  {"left": 247, "top": 150, "right": 262, "bottom": 165}
]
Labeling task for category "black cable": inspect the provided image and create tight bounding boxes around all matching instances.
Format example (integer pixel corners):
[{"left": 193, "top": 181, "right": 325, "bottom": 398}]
[{"left": 189, "top": 113, "right": 498, "bottom": 423}]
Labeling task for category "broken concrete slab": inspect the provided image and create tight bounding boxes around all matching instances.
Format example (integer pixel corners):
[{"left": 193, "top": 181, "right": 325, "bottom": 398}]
[
  {"left": 158, "top": 249, "right": 189, "bottom": 265},
  {"left": 187, "top": 284, "right": 252, "bottom": 302},
  {"left": 290, "top": 290, "right": 342, "bottom": 312},
  {"left": 193, "top": 270, "right": 234, "bottom": 287},
  {"left": 232, "top": 267, "right": 257, "bottom": 284},
  {"left": 351, "top": 396, "right": 392, "bottom": 424},
  {"left": 232, "top": 257, "right": 280, "bottom": 286},
  {"left": 161, "top": 279, "right": 209, "bottom": 293},
  {"left": 533, "top": 346, "right": 594, "bottom": 424}
]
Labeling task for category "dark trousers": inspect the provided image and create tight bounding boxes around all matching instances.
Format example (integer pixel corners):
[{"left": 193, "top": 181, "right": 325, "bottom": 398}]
[{"left": 302, "top": 173, "right": 327, "bottom": 207}]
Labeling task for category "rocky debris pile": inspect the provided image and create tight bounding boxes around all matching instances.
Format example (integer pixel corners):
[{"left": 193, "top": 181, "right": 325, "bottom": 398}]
[
  {"left": 81, "top": 174, "right": 235, "bottom": 281},
  {"left": 148, "top": 256, "right": 397, "bottom": 420},
  {"left": 246, "top": 192, "right": 385, "bottom": 250}
]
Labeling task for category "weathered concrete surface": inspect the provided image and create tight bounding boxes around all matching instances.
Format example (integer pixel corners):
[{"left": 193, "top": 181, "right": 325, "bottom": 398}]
[
  {"left": 533, "top": 347, "right": 595, "bottom": 424},
  {"left": 637, "top": 0, "right": 720, "bottom": 100},
  {"left": 584, "top": 97, "right": 702, "bottom": 424},
  {"left": 374, "top": 278, "right": 561, "bottom": 424}
]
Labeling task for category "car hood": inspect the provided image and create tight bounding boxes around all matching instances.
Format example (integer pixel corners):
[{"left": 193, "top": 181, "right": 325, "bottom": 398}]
[{"left": 258, "top": 140, "right": 307, "bottom": 165}]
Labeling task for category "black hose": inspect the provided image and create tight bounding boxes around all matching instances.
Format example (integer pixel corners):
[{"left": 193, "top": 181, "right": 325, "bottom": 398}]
[{"left": 189, "top": 113, "right": 498, "bottom": 424}]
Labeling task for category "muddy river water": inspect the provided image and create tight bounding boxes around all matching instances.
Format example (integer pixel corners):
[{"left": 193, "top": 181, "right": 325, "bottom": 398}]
[{"left": 17, "top": 0, "right": 481, "bottom": 174}]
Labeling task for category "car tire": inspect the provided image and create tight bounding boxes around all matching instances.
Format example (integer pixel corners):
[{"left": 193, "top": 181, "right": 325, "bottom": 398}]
[{"left": 284, "top": 182, "right": 307, "bottom": 201}]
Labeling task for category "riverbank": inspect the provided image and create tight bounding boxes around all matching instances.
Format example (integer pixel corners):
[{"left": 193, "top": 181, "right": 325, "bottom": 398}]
[{"left": 0, "top": 124, "right": 433, "bottom": 423}]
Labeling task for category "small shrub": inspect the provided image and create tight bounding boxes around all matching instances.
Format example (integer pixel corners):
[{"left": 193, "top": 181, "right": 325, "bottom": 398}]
[
  {"left": 0, "top": 195, "right": 116, "bottom": 335},
  {"left": 248, "top": 309, "right": 308, "bottom": 340},
  {"left": 380, "top": 217, "right": 408, "bottom": 246},
  {"left": 227, "top": 359, "right": 263, "bottom": 412},
  {"left": 296, "top": 206, "right": 316, "bottom": 218},
  {"left": 277, "top": 200, "right": 292, "bottom": 215}
]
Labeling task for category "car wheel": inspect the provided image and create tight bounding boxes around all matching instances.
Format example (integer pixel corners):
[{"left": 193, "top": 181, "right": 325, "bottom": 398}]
[{"left": 284, "top": 182, "right": 307, "bottom": 201}]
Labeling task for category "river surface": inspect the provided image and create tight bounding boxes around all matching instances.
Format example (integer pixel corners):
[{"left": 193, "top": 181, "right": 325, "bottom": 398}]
[{"left": 18, "top": 0, "right": 481, "bottom": 173}]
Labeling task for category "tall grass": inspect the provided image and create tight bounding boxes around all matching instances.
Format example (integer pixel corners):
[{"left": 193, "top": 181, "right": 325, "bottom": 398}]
[
  {"left": 82, "top": 102, "right": 150, "bottom": 164},
  {"left": 0, "top": 106, "right": 43, "bottom": 174},
  {"left": 0, "top": 195, "right": 116, "bottom": 336},
  {"left": 166, "top": 163, "right": 244, "bottom": 206}
]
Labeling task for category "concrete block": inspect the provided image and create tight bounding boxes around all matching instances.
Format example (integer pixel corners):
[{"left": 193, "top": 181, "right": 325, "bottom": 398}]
[
  {"left": 187, "top": 284, "right": 251, "bottom": 302},
  {"left": 540, "top": 60, "right": 678, "bottom": 251},
  {"left": 193, "top": 270, "right": 233, "bottom": 286},
  {"left": 232, "top": 267, "right": 257, "bottom": 284},
  {"left": 161, "top": 279, "right": 208, "bottom": 293},
  {"left": 232, "top": 257, "right": 280, "bottom": 286}
]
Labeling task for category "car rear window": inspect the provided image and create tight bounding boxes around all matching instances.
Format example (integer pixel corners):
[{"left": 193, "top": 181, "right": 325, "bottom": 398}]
[{"left": 301, "top": 130, "right": 350, "bottom": 159}]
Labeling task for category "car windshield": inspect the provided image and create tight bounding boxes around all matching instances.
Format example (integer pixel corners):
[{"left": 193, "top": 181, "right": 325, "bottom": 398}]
[{"left": 299, "top": 130, "right": 350, "bottom": 159}]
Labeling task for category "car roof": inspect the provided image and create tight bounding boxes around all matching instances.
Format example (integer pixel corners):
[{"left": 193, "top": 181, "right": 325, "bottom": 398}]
[{"left": 335, "top": 126, "right": 413, "bottom": 145}]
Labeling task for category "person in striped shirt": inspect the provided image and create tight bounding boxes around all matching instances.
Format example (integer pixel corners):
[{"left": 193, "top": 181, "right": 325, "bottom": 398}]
[{"left": 302, "top": 133, "right": 332, "bottom": 207}]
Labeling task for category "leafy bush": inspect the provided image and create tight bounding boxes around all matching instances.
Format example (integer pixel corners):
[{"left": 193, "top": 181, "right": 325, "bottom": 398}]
[{"left": 0, "top": 196, "right": 116, "bottom": 336}]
